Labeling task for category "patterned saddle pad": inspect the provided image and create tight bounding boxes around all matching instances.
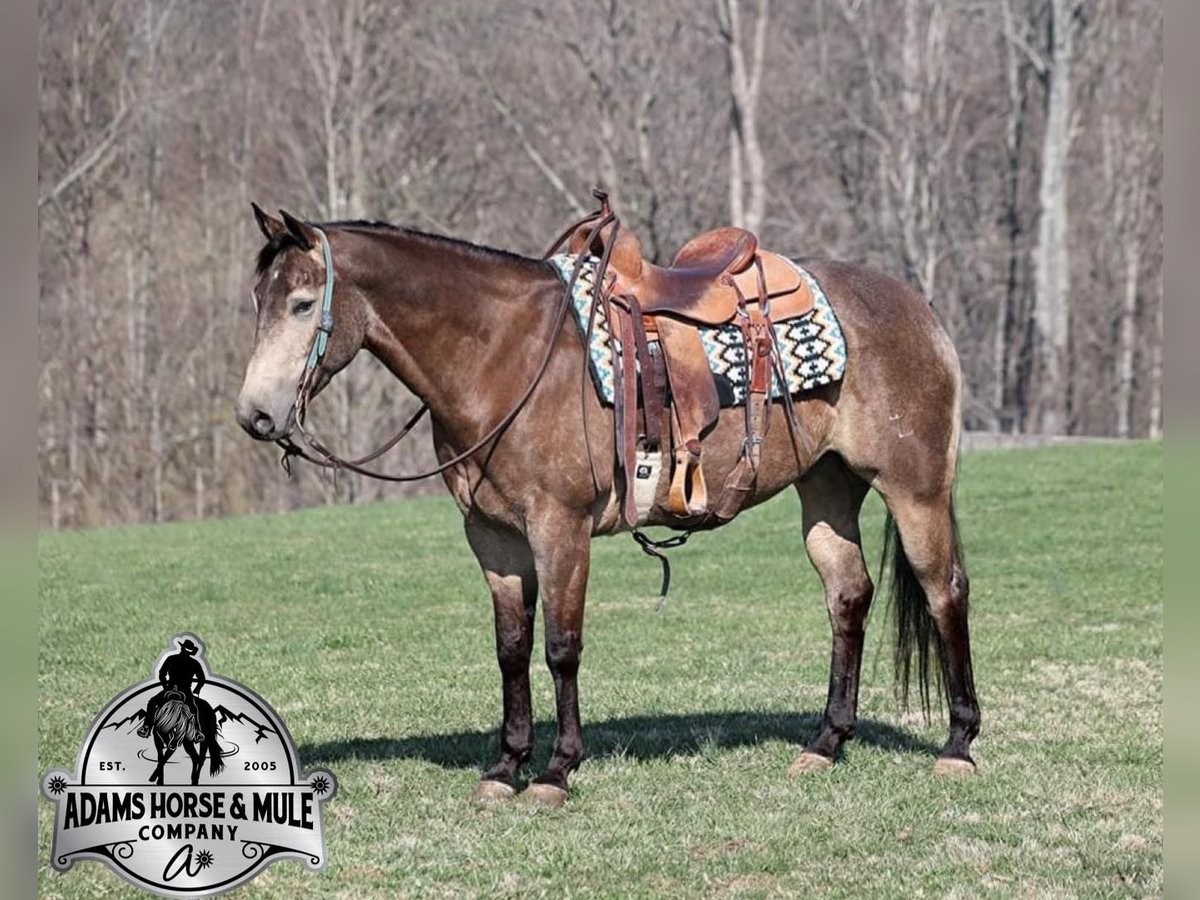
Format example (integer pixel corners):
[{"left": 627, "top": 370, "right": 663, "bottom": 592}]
[{"left": 548, "top": 253, "right": 847, "bottom": 407}]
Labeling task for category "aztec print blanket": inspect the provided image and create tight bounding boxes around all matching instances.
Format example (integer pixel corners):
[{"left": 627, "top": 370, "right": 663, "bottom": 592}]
[{"left": 548, "top": 253, "right": 847, "bottom": 407}]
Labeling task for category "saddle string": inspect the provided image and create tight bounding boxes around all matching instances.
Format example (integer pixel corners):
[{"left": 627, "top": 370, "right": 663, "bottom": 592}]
[
  {"left": 543, "top": 195, "right": 699, "bottom": 604},
  {"left": 547, "top": 201, "right": 621, "bottom": 498},
  {"left": 588, "top": 214, "right": 625, "bottom": 499},
  {"left": 760, "top": 260, "right": 814, "bottom": 470},
  {"left": 545, "top": 197, "right": 703, "bottom": 605}
]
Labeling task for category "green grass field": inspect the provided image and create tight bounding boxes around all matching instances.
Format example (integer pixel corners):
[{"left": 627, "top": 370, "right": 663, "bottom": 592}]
[{"left": 38, "top": 442, "right": 1162, "bottom": 898}]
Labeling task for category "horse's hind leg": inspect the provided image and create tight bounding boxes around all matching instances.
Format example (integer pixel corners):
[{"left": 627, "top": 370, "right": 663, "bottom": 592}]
[
  {"left": 150, "top": 737, "right": 175, "bottom": 785},
  {"left": 466, "top": 520, "right": 538, "bottom": 802},
  {"left": 184, "top": 741, "right": 203, "bottom": 785},
  {"left": 884, "top": 490, "right": 980, "bottom": 774},
  {"left": 790, "top": 456, "right": 872, "bottom": 773}
]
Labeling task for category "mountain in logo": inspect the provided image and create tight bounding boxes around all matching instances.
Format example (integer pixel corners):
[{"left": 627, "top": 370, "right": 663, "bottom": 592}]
[
  {"left": 100, "top": 702, "right": 279, "bottom": 746},
  {"left": 100, "top": 709, "right": 146, "bottom": 734},
  {"left": 213, "top": 705, "right": 279, "bottom": 745}
]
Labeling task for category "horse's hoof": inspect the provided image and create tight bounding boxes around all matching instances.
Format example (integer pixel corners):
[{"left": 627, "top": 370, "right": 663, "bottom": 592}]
[
  {"left": 521, "top": 783, "right": 569, "bottom": 808},
  {"left": 788, "top": 751, "right": 833, "bottom": 775},
  {"left": 932, "top": 756, "right": 977, "bottom": 777},
  {"left": 470, "top": 780, "right": 516, "bottom": 803}
]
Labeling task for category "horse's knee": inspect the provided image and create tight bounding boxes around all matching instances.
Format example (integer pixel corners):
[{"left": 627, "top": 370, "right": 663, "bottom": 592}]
[
  {"left": 496, "top": 632, "right": 532, "bottom": 677},
  {"left": 545, "top": 630, "right": 581, "bottom": 677}
]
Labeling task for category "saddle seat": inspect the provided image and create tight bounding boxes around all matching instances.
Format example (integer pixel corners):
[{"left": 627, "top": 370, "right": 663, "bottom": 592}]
[{"left": 568, "top": 222, "right": 807, "bottom": 326}]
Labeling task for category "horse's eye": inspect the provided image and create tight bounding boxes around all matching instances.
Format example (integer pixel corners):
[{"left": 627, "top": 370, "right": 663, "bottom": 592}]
[{"left": 292, "top": 298, "right": 316, "bottom": 316}]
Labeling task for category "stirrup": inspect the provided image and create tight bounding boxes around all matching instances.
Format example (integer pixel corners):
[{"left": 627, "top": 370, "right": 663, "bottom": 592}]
[{"left": 667, "top": 441, "right": 708, "bottom": 517}]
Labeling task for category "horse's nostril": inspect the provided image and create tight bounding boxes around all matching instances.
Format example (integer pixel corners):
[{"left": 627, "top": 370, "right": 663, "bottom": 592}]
[{"left": 251, "top": 410, "right": 275, "bottom": 437}]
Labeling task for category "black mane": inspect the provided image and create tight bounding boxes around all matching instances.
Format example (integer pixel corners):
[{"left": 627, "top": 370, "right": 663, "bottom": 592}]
[{"left": 255, "top": 218, "right": 540, "bottom": 275}]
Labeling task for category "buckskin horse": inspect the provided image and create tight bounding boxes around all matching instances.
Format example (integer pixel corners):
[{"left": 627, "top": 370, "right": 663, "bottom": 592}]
[{"left": 234, "top": 196, "right": 979, "bottom": 806}]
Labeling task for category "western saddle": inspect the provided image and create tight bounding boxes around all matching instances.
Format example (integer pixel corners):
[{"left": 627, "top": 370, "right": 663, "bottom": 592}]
[{"left": 547, "top": 190, "right": 816, "bottom": 528}]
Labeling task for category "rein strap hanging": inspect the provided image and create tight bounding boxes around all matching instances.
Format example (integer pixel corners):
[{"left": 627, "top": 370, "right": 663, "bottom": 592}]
[
  {"left": 277, "top": 214, "right": 609, "bottom": 483},
  {"left": 276, "top": 202, "right": 696, "bottom": 607}
]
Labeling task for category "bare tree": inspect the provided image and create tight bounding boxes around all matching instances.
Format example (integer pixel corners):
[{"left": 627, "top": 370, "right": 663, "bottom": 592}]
[
  {"left": 36, "top": 0, "right": 1164, "bottom": 527},
  {"left": 1032, "top": 0, "right": 1082, "bottom": 435},
  {"left": 717, "top": 0, "right": 769, "bottom": 233}
]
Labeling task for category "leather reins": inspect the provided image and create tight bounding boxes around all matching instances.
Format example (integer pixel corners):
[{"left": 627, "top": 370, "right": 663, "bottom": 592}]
[{"left": 276, "top": 212, "right": 619, "bottom": 483}]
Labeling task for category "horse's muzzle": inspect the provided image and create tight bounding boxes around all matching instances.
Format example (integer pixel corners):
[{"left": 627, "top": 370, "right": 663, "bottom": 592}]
[{"left": 234, "top": 397, "right": 294, "bottom": 442}]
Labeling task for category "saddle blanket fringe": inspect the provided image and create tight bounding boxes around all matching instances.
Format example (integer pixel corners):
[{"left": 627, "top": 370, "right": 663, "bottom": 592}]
[{"left": 548, "top": 253, "right": 847, "bottom": 407}]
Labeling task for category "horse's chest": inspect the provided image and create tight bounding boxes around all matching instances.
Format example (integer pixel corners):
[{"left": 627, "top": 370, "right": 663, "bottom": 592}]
[{"left": 438, "top": 458, "right": 527, "bottom": 529}]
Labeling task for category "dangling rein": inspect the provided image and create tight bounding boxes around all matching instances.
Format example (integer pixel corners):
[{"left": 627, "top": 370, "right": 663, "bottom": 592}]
[
  {"left": 277, "top": 210, "right": 617, "bottom": 483},
  {"left": 276, "top": 206, "right": 688, "bottom": 604}
]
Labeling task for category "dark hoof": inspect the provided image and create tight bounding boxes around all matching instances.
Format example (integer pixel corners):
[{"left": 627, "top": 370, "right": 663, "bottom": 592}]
[
  {"left": 470, "top": 780, "right": 517, "bottom": 803},
  {"left": 932, "top": 756, "right": 977, "bottom": 777},
  {"left": 521, "top": 783, "right": 569, "bottom": 808},
  {"left": 787, "top": 751, "right": 833, "bottom": 775}
]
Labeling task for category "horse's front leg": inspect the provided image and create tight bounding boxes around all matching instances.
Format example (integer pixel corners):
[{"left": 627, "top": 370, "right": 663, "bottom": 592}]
[
  {"left": 466, "top": 520, "right": 537, "bottom": 802},
  {"left": 523, "top": 509, "right": 591, "bottom": 807}
]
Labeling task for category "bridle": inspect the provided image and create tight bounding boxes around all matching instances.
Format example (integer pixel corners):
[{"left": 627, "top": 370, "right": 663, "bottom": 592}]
[
  {"left": 289, "top": 226, "right": 336, "bottom": 428},
  {"left": 275, "top": 211, "right": 619, "bottom": 482}
]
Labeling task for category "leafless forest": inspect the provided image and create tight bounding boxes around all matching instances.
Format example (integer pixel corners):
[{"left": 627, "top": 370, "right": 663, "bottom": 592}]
[{"left": 38, "top": 0, "right": 1162, "bottom": 528}]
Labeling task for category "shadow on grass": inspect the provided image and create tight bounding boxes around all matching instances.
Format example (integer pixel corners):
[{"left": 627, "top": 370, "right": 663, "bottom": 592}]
[{"left": 298, "top": 711, "right": 939, "bottom": 772}]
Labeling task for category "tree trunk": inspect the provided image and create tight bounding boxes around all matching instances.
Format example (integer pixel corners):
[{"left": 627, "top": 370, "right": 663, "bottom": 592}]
[
  {"left": 995, "top": 0, "right": 1031, "bottom": 431},
  {"left": 898, "top": 0, "right": 921, "bottom": 288},
  {"left": 1114, "top": 242, "right": 1140, "bottom": 438},
  {"left": 1033, "top": 0, "right": 1077, "bottom": 435},
  {"left": 720, "top": 0, "right": 769, "bottom": 233},
  {"left": 1148, "top": 266, "right": 1162, "bottom": 438}
]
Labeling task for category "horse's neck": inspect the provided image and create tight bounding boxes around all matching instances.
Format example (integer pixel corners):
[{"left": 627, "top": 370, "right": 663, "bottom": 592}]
[{"left": 360, "top": 234, "right": 567, "bottom": 444}]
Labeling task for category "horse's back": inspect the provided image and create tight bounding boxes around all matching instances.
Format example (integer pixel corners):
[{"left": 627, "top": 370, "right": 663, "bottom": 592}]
[{"left": 800, "top": 259, "right": 961, "bottom": 496}]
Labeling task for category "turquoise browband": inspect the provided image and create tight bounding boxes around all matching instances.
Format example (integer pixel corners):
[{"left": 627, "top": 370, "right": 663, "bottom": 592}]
[{"left": 305, "top": 227, "right": 336, "bottom": 374}]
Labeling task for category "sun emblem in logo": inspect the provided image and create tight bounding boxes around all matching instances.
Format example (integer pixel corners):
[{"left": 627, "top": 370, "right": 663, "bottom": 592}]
[
  {"left": 46, "top": 775, "right": 67, "bottom": 795},
  {"left": 195, "top": 849, "right": 215, "bottom": 870},
  {"left": 310, "top": 775, "right": 331, "bottom": 796}
]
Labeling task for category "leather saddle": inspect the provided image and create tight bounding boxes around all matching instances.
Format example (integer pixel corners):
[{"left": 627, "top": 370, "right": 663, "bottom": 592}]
[
  {"left": 554, "top": 192, "right": 814, "bottom": 524},
  {"left": 567, "top": 221, "right": 810, "bottom": 327}
]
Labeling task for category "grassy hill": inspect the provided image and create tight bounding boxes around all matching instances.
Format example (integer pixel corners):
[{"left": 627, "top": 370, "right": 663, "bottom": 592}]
[{"left": 38, "top": 441, "right": 1163, "bottom": 898}]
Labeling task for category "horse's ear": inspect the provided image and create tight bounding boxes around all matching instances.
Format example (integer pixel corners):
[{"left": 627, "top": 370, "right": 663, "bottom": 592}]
[
  {"left": 251, "top": 202, "right": 285, "bottom": 240},
  {"left": 279, "top": 209, "right": 317, "bottom": 252}
]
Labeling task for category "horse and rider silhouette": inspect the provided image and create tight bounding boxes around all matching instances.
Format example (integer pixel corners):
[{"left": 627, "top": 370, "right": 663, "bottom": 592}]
[{"left": 138, "top": 639, "right": 224, "bottom": 785}]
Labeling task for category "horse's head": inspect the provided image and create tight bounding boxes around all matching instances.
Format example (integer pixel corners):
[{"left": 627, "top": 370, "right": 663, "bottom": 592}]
[{"left": 235, "top": 205, "right": 368, "bottom": 442}]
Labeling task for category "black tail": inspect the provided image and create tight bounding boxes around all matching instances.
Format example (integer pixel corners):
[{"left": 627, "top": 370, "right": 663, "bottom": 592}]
[
  {"left": 879, "top": 505, "right": 965, "bottom": 720},
  {"left": 206, "top": 727, "right": 225, "bottom": 777}
]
